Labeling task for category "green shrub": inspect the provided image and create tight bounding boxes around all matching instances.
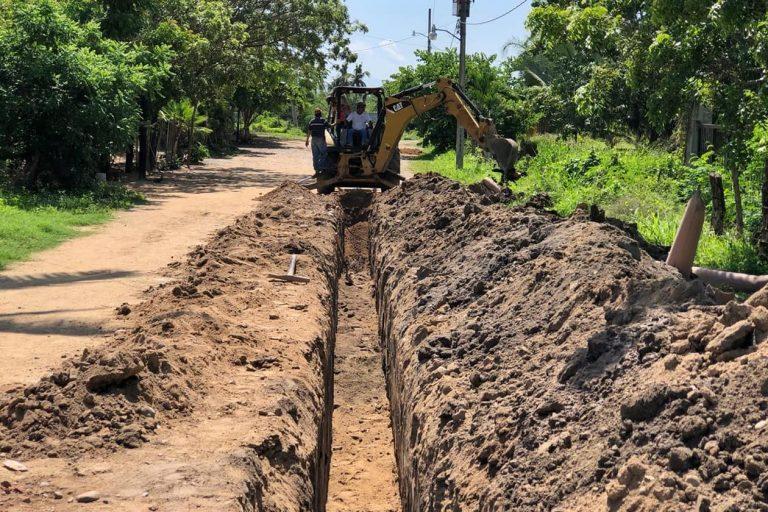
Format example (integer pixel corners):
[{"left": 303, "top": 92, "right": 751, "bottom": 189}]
[
  {"left": 0, "top": 0, "right": 161, "bottom": 188},
  {"left": 251, "top": 113, "right": 304, "bottom": 138},
  {"left": 188, "top": 142, "right": 210, "bottom": 164}
]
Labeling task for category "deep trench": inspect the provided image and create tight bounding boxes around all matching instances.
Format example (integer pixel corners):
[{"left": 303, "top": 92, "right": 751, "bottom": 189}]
[{"left": 322, "top": 190, "right": 401, "bottom": 511}]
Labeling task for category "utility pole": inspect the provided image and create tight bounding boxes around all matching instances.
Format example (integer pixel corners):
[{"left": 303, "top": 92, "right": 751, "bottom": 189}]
[
  {"left": 454, "top": 0, "right": 470, "bottom": 169},
  {"left": 427, "top": 8, "right": 432, "bottom": 54}
]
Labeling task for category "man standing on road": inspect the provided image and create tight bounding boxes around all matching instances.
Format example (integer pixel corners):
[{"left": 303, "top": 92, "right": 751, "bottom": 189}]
[
  {"left": 306, "top": 108, "right": 329, "bottom": 175},
  {"left": 346, "top": 101, "right": 372, "bottom": 147}
]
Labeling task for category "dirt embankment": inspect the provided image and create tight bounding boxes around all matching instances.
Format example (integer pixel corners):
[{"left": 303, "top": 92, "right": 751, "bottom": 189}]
[
  {"left": 0, "top": 183, "right": 342, "bottom": 511},
  {"left": 371, "top": 174, "right": 768, "bottom": 511},
  {"left": 6, "top": 172, "right": 768, "bottom": 512}
]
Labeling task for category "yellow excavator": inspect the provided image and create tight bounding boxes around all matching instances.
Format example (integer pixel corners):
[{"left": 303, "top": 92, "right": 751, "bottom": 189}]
[{"left": 301, "top": 78, "right": 519, "bottom": 194}]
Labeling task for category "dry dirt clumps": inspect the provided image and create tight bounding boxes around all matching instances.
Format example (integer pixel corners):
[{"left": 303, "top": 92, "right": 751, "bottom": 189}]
[
  {"left": 371, "top": 174, "right": 768, "bottom": 511},
  {"left": 0, "top": 183, "right": 342, "bottom": 511}
]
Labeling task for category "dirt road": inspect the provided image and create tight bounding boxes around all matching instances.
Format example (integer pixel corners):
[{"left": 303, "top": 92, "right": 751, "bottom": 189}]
[
  {"left": 0, "top": 140, "right": 417, "bottom": 511},
  {"left": 0, "top": 139, "right": 311, "bottom": 390}
]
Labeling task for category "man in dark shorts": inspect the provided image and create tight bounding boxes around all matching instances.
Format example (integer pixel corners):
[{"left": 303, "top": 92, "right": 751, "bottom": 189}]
[{"left": 305, "top": 108, "right": 329, "bottom": 175}]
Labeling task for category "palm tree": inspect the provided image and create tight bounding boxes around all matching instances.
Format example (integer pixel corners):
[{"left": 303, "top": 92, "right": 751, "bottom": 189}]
[
  {"left": 349, "top": 63, "right": 370, "bottom": 87},
  {"left": 159, "top": 99, "right": 211, "bottom": 163},
  {"left": 329, "top": 63, "right": 370, "bottom": 88}
]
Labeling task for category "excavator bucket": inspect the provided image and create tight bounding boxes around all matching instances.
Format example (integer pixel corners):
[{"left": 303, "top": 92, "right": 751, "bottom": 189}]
[{"left": 487, "top": 136, "right": 520, "bottom": 183}]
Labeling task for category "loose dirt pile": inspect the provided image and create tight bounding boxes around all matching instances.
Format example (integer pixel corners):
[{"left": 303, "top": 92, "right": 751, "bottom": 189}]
[
  {"left": 6, "top": 171, "right": 768, "bottom": 512},
  {"left": 1, "top": 183, "right": 341, "bottom": 510},
  {"left": 372, "top": 174, "right": 768, "bottom": 511}
]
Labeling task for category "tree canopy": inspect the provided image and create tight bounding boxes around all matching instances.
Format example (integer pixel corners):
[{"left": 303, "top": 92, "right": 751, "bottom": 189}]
[
  {"left": 385, "top": 49, "right": 537, "bottom": 151},
  {"left": 0, "top": 0, "right": 363, "bottom": 187}
]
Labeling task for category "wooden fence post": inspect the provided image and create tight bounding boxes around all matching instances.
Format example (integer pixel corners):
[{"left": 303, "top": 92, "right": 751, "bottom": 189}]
[{"left": 709, "top": 173, "right": 725, "bottom": 235}]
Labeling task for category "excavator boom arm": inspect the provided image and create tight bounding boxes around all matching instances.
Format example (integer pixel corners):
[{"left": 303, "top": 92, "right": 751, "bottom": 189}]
[{"left": 371, "top": 78, "right": 519, "bottom": 181}]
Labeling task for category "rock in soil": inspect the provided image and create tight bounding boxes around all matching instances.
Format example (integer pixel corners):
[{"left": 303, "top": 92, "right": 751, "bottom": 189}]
[
  {"left": 2, "top": 460, "right": 28, "bottom": 472},
  {"left": 75, "top": 491, "right": 100, "bottom": 503}
]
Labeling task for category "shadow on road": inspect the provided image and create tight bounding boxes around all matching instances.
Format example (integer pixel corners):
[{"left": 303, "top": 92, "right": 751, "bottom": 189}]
[
  {"left": 0, "top": 308, "right": 102, "bottom": 318},
  {"left": 0, "top": 317, "right": 105, "bottom": 336},
  {"left": 128, "top": 142, "right": 311, "bottom": 201},
  {"left": 0, "top": 270, "right": 137, "bottom": 290},
  {"left": 144, "top": 167, "right": 305, "bottom": 198}
]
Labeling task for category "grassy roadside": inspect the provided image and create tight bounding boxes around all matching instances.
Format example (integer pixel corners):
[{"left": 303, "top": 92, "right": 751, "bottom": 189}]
[
  {"left": 410, "top": 136, "right": 766, "bottom": 274},
  {"left": 409, "top": 147, "right": 497, "bottom": 184},
  {"left": 254, "top": 131, "right": 305, "bottom": 141},
  {"left": 252, "top": 113, "right": 305, "bottom": 140},
  {"left": 0, "top": 184, "right": 144, "bottom": 270}
]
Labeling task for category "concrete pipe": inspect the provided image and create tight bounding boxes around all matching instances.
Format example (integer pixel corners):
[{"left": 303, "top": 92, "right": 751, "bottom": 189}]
[
  {"left": 481, "top": 177, "right": 502, "bottom": 194},
  {"left": 692, "top": 267, "right": 768, "bottom": 293},
  {"left": 666, "top": 190, "right": 705, "bottom": 276}
]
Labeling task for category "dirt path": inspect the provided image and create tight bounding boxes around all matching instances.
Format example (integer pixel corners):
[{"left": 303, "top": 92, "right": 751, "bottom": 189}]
[
  {"left": 327, "top": 214, "right": 399, "bottom": 511},
  {"left": 0, "top": 139, "right": 312, "bottom": 390},
  {"left": 0, "top": 183, "right": 341, "bottom": 511}
]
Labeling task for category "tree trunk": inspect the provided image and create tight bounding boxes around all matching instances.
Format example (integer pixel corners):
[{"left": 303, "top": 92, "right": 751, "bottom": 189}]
[
  {"left": 100, "top": 156, "right": 110, "bottom": 177},
  {"left": 236, "top": 109, "right": 241, "bottom": 143},
  {"left": 729, "top": 163, "right": 745, "bottom": 236},
  {"left": 125, "top": 144, "right": 134, "bottom": 173},
  {"left": 709, "top": 173, "right": 725, "bottom": 235},
  {"left": 243, "top": 109, "right": 253, "bottom": 142},
  {"left": 759, "top": 159, "right": 768, "bottom": 260},
  {"left": 171, "top": 125, "right": 180, "bottom": 162},
  {"left": 138, "top": 96, "right": 150, "bottom": 180},
  {"left": 25, "top": 153, "right": 41, "bottom": 188},
  {"left": 150, "top": 108, "right": 159, "bottom": 169}
]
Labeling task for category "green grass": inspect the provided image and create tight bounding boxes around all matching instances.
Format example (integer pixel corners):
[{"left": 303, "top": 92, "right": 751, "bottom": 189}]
[
  {"left": 402, "top": 130, "right": 420, "bottom": 141},
  {"left": 411, "top": 135, "right": 768, "bottom": 274},
  {"left": 410, "top": 146, "right": 496, "bottom": 184},
  {"left": 252, "top": 113, "right": 305, "bottom": 140},
  {"left": 254, "top": 131, "right": 305, "bottom": 141},
  {"left": 0, "top": 183, "right": 144, "bottom": 269}
]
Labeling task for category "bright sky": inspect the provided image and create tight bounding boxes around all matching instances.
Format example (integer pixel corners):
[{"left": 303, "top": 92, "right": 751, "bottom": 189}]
[{"left": 345, "top": 0, "right": 533, "bottom": 85}]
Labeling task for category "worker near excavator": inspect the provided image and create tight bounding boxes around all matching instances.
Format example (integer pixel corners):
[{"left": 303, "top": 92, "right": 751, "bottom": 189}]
[
  {"left": 346, "top": 101, "right": 372, "bottom": 147},
  {"left": 306, "top": 107, "right": 329, "bottom": 174},
  {"left": 336, "top": 102, "right": 350, "bottom": 147}
]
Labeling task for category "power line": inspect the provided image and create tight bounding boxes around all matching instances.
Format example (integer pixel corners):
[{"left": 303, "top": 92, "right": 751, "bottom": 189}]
[
  {"left": 355, "top": 35, "right": 417, "bottom": 53},
  {"left": 360, "top": 33, "right": 423, "bottom": 48},
  {"left": 467, "top": 0, "right": 528, "bottom": 26},
  {"left": 449, "top": 19, "right": 459, "bottom": 50}
]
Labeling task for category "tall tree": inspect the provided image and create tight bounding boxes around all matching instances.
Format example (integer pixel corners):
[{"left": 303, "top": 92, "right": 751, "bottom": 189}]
[{"left": 0, "top": 0, "right": 161, "bottom": 187}]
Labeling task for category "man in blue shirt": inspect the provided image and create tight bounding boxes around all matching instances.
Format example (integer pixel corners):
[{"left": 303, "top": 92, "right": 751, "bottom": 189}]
[{"left": 306, "top": 108, "right": 329, "bottom": 174}]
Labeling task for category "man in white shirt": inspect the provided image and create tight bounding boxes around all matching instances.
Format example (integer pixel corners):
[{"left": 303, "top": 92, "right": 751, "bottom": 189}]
[{"left": 345, "top": 102, "right": 372, "bottom": 147}]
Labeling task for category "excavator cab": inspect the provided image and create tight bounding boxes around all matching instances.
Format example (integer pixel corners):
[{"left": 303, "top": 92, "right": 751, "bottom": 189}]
[
  {"left": 302, "top": 78, "right": 518, "bottom": 195},
  {"left": 312, "top": 86, "right": 399, "bottom": 194},
  {"left": 325, "top": 86, "right": 384, "bottom": 149}
]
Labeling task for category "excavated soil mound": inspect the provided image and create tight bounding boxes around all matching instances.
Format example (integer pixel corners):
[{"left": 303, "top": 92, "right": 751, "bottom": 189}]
[
  {"left": 0, "top": 183, "right": 341, "bottom": 510},
  {"left": 372, "top": 174, "right": 768, "bottom": 511}
]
